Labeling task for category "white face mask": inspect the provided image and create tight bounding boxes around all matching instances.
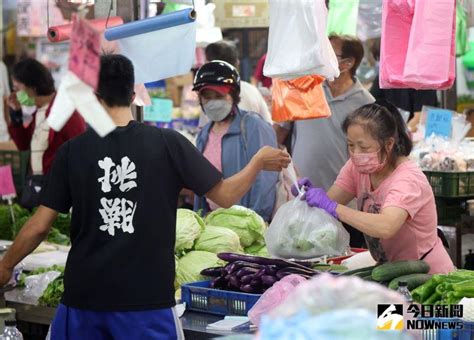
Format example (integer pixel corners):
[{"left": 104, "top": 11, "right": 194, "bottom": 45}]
[{"left": 203, "top": 99, "right": 233, "bottom": 122}]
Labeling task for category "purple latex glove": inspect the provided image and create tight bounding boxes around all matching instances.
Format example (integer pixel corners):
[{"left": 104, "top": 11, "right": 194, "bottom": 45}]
[
  {"left": 291, "top": 177, "right": 314, "bottom": 197},
  {"left": 303, "top": 188, "right": 339, "bottom": 219}
]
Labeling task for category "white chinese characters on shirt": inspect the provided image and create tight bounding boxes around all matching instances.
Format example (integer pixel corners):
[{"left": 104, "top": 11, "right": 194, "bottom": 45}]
[{"left": 97, "top": 156, "right": 138, "bottom": 236}]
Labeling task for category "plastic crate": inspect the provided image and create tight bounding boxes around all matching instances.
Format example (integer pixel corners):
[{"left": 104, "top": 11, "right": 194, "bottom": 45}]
[
  {"left": 436, "top": 198, "right": 465, "bottom": 226},
  {"left": 424, "top": 171, "right": 474, "bottom": 198},
  {"left": 422, "top": 319, "right": 474, "bottom": 340},
  {"left": 0, "top": 150, "right": 29, "bottom": 193},
  {"left": 181, "top": 281, "right": 261, "bottom": 316}
]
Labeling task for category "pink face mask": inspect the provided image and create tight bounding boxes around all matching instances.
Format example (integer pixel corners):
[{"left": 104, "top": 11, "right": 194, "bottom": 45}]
[{"left": 350, "top": 150, "right": 387, "bottom": 174}]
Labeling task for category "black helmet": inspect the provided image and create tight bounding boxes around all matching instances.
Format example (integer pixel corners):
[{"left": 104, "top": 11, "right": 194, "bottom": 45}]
[{"left": 193, "top": 60, "right": 240, "bottom": 94}]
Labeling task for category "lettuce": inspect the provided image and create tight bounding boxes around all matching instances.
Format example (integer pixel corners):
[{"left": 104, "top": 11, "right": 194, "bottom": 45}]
[
  {"left": 204, "top": 206, "right": 267, "bottom": 247},
  {"left": 194, "top": 226, "right": 243, "bottom": 254},
  {"left": 175, "top": 209, "right": 205, "bottom": 254},
  {"left": 175, "top": 251, "right": 223, "bottom": 289}
]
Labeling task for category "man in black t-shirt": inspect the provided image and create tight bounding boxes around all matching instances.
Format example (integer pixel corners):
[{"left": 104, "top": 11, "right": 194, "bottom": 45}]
[{"left": 0, "top": 55, "right": 290, "bottom": 340}]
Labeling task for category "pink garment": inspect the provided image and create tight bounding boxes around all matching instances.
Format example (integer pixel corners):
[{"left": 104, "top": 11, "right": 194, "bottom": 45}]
[
  {"left": 335, "top": 159, "right": 454, "bottom": 274},
  {"left": 203, "top": 126, "right": 229, "bottom": 211},
  {"left": 379, "top": 0, "right": 456, "bottom": 90}
]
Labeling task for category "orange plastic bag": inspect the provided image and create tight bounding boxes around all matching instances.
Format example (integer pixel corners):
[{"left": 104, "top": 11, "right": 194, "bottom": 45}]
[{"left": 271, "top": 75, "right": 331, "bottom": 122}]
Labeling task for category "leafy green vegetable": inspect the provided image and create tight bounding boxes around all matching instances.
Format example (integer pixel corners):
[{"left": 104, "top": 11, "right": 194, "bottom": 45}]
[
  {"left": 175, "top": 251, "right": 223, "bottom": 289},
  {"left": 175, "top": 209, "right": 205, "bottom": 254},
  {"left": 204, "top": 206, "right": 267, "bottom": 247},
  {"left": 18, "top": 265, "right": 65, "bottom": 288},
  {"left": 0, "top": 204, "right": 31, "bottom": 240},
  {"left": 244, "top": 240, "right": 269, "bottom": 257},
  {"left": 47, "top": 228, "right": 70, "bottom": 246},
  {"left": 38, "top": 274, "right": 64, "bottom": 307},
  {"left": 194, "top": 226, "right": 243, "bottom": 254}
]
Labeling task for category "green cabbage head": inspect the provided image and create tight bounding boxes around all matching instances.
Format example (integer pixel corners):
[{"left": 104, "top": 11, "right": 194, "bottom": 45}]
[
  {"left": 194, "top": 226, "right": 243, "bottom": 254},
  {"left": 175, "top": 251, "right": 223, "bottom": 289},
  {"left": 204, "top": 206, "right": 266, "bottom": 247},
  {"left": 175, "top": 209, "right": 205, "bottom": 254}
]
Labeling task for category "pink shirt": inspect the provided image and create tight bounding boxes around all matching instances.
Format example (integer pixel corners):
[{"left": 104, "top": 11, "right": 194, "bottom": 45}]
[
  {"left": 203, "top": 126, "right": 229, "bottom": 211},
  {"left": 335, "top": 159, "right": 454, "bottom": 274}
]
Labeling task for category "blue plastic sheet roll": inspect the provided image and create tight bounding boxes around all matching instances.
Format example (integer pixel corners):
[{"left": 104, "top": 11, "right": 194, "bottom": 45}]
[{"left": 104, "top": 8, "right": 196, "bottom": 41}]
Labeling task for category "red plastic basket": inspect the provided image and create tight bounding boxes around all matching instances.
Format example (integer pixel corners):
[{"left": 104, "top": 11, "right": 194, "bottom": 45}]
[{"left": 327, "top": 248, "right": 368, "bottom": 264}]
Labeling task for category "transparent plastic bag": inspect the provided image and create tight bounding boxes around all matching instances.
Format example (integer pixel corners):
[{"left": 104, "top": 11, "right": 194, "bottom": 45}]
[
  {"left": 264, "top": 0, "right": 339, "bottom": 80},
  {"left": 5, "top": 271, "right": 61, "bottom": 305},
  {"left": 265, "top": 196, "right": 350, "bottom": 259},
  {"left": 248, "top": 274, "right": 306, "bottom": 327}
]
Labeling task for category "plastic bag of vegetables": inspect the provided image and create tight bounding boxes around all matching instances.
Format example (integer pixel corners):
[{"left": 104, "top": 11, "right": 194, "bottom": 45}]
[
  {"left": 194, "top": 226, "right": 243, "bottom": 254},
  {"left": 204, "top": 206, "right": 266, "bottom": 247},
  {"left": 175, "top": 251, "right": 223, "bottom": 289},
  {"left": 265, "top": 197, "right": 349, "bottom": 259},
  {"left": 175, "top": 209, "right": 205, "bottom": 254}
]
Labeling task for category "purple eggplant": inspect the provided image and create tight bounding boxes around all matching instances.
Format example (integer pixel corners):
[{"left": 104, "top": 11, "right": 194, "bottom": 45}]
[
  {"left": 210, "top": 275, "right": 227, "bottom": 289},
  {"left": 200, "top": 266, "right": 225, "bottom": 277},
  {"left": 235, "top": 267, "right": 260, "bottom": 278},
  {"left": 229, "top": 275, "right": 241, "bottom": 289},
  {"left": 240, "top": 284, "right": 258, "bottom": 293},
  {"left": 225, "top": 261, "right": 262, "bottom": 274},
  {"left": 240, "top": 274, "right": 255, "bottom": 284},
  {"left": 217, "top": 252, "right": 316, "bottom": 271},
  {"left": 261, "top": 275, "right": 278, "bottom": 286}
]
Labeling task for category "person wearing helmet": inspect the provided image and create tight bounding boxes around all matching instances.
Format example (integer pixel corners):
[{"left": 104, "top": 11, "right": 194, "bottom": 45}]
[{"left": 193, "top": 60, "right": 279, "bottom": 221}]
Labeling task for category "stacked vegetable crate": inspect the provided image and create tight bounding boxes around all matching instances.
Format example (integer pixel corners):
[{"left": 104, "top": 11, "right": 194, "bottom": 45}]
[
  {"left": 423, "top": 171, "right": 474, "bottom": 225},
  {"left": 0, "top": 150, "right": 29, "bottom": 194}
]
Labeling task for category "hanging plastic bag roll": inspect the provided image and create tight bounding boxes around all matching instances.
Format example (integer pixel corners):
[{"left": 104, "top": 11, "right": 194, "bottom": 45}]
[
  {"left": 104, "top": 8, "right": 196, "bottom": 41},
  {"left": 48, "top": 17, "right": 124, "bottom": 42}
]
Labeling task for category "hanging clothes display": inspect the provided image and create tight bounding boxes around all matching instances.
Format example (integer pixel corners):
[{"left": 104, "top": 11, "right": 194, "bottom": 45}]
[{"left": 380, "top": 0, "right": 456, "bottom": 90}]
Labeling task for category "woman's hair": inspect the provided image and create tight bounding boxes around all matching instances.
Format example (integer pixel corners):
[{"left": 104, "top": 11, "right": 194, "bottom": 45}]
[
  {"left": 342, "top": 101, "right": 413, "bottom": 166},
  {"left": 12, "top": 58, "right": 55, "bottom": 96}
]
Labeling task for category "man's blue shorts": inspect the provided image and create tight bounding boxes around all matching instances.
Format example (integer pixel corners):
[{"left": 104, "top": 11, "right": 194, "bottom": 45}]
[{"left": 50, "top": 304, "right": 184, "bottom": 340}]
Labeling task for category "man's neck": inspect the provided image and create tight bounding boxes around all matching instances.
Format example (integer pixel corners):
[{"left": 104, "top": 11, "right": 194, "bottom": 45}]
[
  {"left": 106, "top": 106, "right": 134, "bottom": 127},
  {"left": 35, "top": 94, "right": 55, "bottom": 108},
  {"left": 328, "top": 74, "right": 355, "bottom": 98}
]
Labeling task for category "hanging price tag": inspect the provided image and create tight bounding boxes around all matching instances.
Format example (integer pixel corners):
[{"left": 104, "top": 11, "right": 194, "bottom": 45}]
[{"left": 425, "top": 108, "right": 453, "bottom": 139}]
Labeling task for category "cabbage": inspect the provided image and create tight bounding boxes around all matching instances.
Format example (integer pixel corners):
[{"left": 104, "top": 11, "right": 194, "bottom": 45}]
[
  {"left": 245, "top": 241, "right": 269, "bottom": 257},
  {"left": 194, "top": 226, "right": 243, "bottom": 254},
  {"left": 204, "top": 206, "right": 266, "bottom": 247},
  {"left": 175, "top": 209, "right": 205, "bottom": 254},
  {"left": 175, "top": 251, "right": 223, "bottom": 289}
]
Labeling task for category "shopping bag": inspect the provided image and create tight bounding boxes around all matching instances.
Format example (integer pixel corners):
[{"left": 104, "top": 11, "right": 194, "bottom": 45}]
[
  {"left": 380, "top": 0, "right": 456, "bottom": 90},
  {"left": 264, "top": 0, "right": 339, "bottom": 80},
  {"left": 357, "top": 0, "right": 383, "bottom": 41},
  {"left": 265, "top": 194, "right": 350, "bottom": 259},
  {"left": 456, "top": 0, "right": 469, "bottom": 57},
  {"left": 271, "top": 75, "right": 331, "bottom": 122},
  {"left": 327, "top": 0, "right": 360, "bottom": 36}
]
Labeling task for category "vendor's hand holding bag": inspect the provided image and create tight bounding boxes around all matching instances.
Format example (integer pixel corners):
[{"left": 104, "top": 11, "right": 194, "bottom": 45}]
[
  {"left": 271, "top": 75, "right": 331, "bottom": 122},
  {"left": 265, "top": 164, "right": 350, "bottom": 259}
]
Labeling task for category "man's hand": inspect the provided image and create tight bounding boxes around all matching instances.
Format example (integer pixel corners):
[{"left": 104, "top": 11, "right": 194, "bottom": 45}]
[
  {"left": 7, "top": 92, "right": 21, "bottom": 111},
  {"left": 252, "top": 146, "right": 290, "bottom": 172},
  {"left": 0, "top": 262, "right": 13, "bottom": 287}
]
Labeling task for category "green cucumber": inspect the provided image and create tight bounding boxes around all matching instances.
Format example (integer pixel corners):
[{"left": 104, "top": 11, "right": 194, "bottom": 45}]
[
  {"left": 340, "top": 265, "right": 377, "bottom": 276},
  {"left": 388, "top": 273, "right": 432, "bottom": 290},
  {"left": 371, "top": 261, "right": 430, "bottom": 282}
]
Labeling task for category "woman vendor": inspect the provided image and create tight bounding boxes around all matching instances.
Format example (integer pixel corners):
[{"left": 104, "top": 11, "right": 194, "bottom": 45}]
[{"left": 293, "top": 102, "right": 454, "bottom": 274}]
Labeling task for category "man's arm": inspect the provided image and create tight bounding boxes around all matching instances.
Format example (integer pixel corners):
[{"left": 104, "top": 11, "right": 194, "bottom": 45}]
[
  {"left": 206, "top": 146, "right": 290, "bottom": 208},
  {"left": 0, "top": 206, "right": 58, "bottom": 285}
]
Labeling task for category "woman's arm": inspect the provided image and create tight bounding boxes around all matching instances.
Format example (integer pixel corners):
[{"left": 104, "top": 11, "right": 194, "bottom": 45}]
[
  {"left": 327, "top": 185, "right": 355, "bottom": 206},
  {"left": 336, "top": 205, "right": 408, "bottom": 239}
]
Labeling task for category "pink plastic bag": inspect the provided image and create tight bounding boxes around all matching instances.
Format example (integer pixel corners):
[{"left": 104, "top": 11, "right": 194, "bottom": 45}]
[
  {"left": 380, "top": 0, "right": 456, "bottom": 90},
  {"left": 248, "top": 274, "right": 306, "bottom": 327}
]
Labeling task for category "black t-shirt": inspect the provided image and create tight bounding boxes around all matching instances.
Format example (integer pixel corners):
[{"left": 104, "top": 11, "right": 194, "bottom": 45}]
[
  {"left": 370, "top": 74, "right": 438, "bottom": 120},
  {"left": 40, "top": 121, "right": 222, "bottom": 311}
]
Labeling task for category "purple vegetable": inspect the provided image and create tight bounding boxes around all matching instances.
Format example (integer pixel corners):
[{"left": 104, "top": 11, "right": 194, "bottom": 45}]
[
  {"left": 218, "top": 253, "right": 310, "bottom": 270},
  {"left": 240, "top": 284, "right": 258, "bottom": 293},
  {"left": 229, "top": 275, "right": 241, "bottom": 289},
  {"left": 240, "top": 274, "right": 254, "bottom": 284},
  {"left": 210, "top": 276, "right": 227, "bottom": 289},
  {"left": 235, "top": 267, "right": 260, "bottom": 278},
  {"left": 200, "top": 266, "right": 225, "bottom": 277},
  {"left": 261, "top": 275, "right": 278, "bottom": 286}
]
